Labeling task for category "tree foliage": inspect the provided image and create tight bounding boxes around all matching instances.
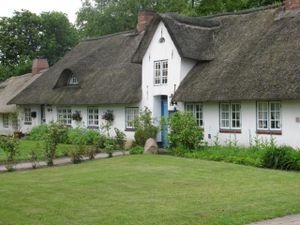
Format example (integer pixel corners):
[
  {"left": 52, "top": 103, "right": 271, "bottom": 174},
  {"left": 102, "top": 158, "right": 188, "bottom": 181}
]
[
  {"left": 76, "top": 0, "right": 281, "bottom": 37},
  {"left": 0, "top": 10, "right": 79, "bottom": 81}
]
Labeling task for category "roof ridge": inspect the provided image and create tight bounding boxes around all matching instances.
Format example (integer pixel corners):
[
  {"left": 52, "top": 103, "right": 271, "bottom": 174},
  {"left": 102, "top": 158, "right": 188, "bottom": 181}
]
[
  {"left": 202, "top": 3, "right": 282, "bottom": 19},
  {"left": 81, "top": 30, "right": 137, "bottom": 42}
]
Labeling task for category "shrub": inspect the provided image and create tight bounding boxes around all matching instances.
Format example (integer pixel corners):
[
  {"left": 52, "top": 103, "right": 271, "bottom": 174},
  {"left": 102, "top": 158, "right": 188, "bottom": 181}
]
[
  {"left": 104, "top": 138, "right": 119, "bottom": 157},
  {"left": 85, "top": 146, "right": 97, "bottom": 160},
  {"left": 262, "top": 146, "right": 300, "bottom": 171},
  {"left": 29, "top": 149, "right": 39, "bottom": 169},
  {"left": 69, "top": 147, "right": 84, "bottom": 164},
  {"left": 44, "top": 122, "right": 68, "bottom": 166},
  {"left": 26, "top": 124, "right": 49, "bottom": 141},
  {"left": 114, "top": 128, "right": 126, "bottom": 150},
  {"left": 0, "top": 136, "right": 20, "bottom": 171},
  {"left": 168, "top": 112, "right": 204, "bottom": 149},
  {"left": 84, "top": 129, "right": 101, "bottom": 145},
  {"left": 96, "top": 134, "right": 107, "bottom": 150},
  {"left": 129, "top": 146, "right": 144, "bottom": 155},
  {"left": 133, "top": 108, "right": 158, "bottom": 146}
]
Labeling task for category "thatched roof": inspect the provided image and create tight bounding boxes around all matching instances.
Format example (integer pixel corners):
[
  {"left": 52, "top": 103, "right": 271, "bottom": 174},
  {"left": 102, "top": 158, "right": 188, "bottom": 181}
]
[
  {"left": 132, "top": 13, "right": 220, "bottom": 63},
  {"left": 9, "top": 6, "right": 300, "bottom": 105},
  {"left": 0, "top": 73, "right": 42, "bottom": 113},
  {"left": 10, "top": 31, "right": 143, "bottom": 105},
  {"left": 174, "top": 7, "right": 300, "bottom": 102}
]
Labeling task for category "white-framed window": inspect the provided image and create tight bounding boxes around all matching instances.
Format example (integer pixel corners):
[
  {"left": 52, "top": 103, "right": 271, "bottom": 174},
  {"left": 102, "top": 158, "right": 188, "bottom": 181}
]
[
  {"left": 154, "top": 60, "right": 168, "bottom": 85},
  {"left": 24, "top": 108, "right": 32, "bottom": 125},
  {"left": 68, "top": 75, "right": 79, "bottom": 86},
  {"left": 125, "top": 107, "right": 139, "bottom": 129},
  {"left": 2, "top": 114, "right": 9, "bottom": 128},
  {"left": 257, "top": 102, "right": 281, "bottom": 131},
  {"left": 57, "top": 108, "right": 72, "bottom": 126},
  {"left": 87, "top": 107, "right": 99, "bottom": 127},
  {"left": 185, "top": 103, "right": 203, "bottom": 126},
  {"left": 220, "top": 103, "right": 241, "bottom": 130}
]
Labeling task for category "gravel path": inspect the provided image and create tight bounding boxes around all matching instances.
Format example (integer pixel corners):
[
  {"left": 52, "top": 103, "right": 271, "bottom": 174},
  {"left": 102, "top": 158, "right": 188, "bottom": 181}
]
[
  {"left": 246, "top": 215, "right": 300, "bottom": 225},
  {"left": 0, "top": 151, "right": 127, "bottom": 172}
]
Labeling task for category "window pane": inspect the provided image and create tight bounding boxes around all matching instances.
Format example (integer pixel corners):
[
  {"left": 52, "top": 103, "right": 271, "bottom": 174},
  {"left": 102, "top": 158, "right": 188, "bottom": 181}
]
[
  {"left": 257, "top": 102, "right": 268, "bottom": 129},
  {"left": 125, "top": 108, "right": 139, "bottom": 129}
]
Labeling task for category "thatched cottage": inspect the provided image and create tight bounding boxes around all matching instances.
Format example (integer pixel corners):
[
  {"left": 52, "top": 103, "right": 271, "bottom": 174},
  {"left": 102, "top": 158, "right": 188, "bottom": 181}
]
[
  {"left": 5, "top": 0, "right": 300, "bottom": 147},
  {"left": 0, "top": 59, "right": 48, "bottom": 135}
]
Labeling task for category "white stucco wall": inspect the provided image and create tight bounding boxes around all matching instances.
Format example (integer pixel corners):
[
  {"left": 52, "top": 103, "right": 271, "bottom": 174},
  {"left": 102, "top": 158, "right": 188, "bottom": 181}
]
[
  {"left": 141, "top": 21, "right": 196, "bottom": 124},
  {"left": 18, "top": 104, "right": 137, "bottom": 140},
  {"left": 0, "top": 113, "right": 14, "bottom": 135},
  {"left": 201, "top": 101, "right": 300, "bottom": 148}
]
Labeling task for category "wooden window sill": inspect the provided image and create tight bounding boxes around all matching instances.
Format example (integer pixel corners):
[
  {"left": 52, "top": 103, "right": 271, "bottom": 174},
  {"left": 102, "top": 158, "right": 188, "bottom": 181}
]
[
  {"left": 125, "top": 128, "right": 135, "bottom": 132},
  {"left": 256, "top": 130, "right": 282, "bottom": 135},
  {"left": 219, "top": 129, "right": 241, "bottom": 134},
  {"left": 87, "top": 126, "right": 99, "bottom": 129}
]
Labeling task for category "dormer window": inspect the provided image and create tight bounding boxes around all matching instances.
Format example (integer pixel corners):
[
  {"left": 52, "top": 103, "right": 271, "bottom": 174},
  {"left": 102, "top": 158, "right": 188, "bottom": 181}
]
[
  {"left": 54, "top": 69, "right": 79, "bottom": 88},
  {"left": 68, "top": 75, "right": 79, "bottom": 86}
]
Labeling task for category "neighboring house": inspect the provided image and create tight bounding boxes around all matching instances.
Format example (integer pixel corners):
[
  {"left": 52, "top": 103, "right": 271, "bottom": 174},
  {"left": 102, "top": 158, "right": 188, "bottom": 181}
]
[
  {"left": 8, "top": 1, "right": 300, "bottom": 147},
  {"left": 0, "top": 59, "right": 48, "bottom": 135}
]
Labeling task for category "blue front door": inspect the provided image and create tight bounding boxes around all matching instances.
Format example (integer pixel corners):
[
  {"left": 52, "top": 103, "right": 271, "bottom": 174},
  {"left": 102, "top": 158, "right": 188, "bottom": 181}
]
[{"left": 161, "top": 96, "right": 168, "bottom": 147}]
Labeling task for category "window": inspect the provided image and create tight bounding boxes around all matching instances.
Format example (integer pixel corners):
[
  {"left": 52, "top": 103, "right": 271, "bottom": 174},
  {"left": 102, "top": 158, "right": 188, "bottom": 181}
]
[
  {"left": 257, "top": 102, "right": 281, "bottom": 131},
  {"left": 57, "top": 108, "right": 72, "bottom": 125},
  {"left": 2, "top": 114, "right": 9, "bottom": 128},
  {"left": 185, "top": 103, "right": 203, "bottom": 126},
  {"left": 220, "top": 103, "right": 241, "bottom": 130},
  {"left": 68, "top": 75, "right": 79, "bottom": 86},
  {"left": 154, "top": 60, "right": 168, "bottom": 85},
  {"left": 24, "top": 108, "right": 32, "bottom": 125},
  {"left": 125, "top": 107, "right": 139, "bottom": 130},
  {"left": 87, "top": 107, "right": 99, "bottom": 127}
]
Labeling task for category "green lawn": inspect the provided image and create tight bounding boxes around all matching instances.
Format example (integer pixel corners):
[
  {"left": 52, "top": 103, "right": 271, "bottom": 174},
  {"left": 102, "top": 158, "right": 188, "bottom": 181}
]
[
  {"left": 1, "top": 155, "right": 300, "bottom": 225},
  {"left": 0, "top": 140, "right": 75, "bottom": 163}
]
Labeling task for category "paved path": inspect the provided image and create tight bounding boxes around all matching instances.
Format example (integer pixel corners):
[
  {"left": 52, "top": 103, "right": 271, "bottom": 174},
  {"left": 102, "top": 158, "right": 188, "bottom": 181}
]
[
  {"left": 0, "top": 151, "right": 127, "bottom": 172},
  {"left": 246, "top": 214, "right": 300, "bottom": 225}
]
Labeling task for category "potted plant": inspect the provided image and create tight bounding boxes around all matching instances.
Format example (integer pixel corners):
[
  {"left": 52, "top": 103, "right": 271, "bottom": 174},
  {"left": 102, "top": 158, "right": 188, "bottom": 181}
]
[
  {"left": 72, "top": 110, "right": 82, "bottom": 122},
  {"left": 101, "top": 110, "right": 114, "bottom": 137}
]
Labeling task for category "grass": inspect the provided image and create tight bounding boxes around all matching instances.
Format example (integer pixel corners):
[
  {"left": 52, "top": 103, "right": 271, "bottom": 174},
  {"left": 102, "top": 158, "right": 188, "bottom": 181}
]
[
  {"left": 0, "top": 140, "right": 76, "bottom": 163},
  {"left": 1, "top": 155, "right": 300, "bottom": 225}
]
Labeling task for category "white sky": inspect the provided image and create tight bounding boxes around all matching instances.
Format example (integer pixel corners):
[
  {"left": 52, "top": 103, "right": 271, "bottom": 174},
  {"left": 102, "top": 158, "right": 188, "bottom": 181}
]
[{"left": 0, "top": 0, "right": 83, "bottom": 24}]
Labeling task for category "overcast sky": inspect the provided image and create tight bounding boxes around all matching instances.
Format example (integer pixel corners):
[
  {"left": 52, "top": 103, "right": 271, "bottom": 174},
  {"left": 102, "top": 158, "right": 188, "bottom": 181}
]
[{"left": 0, "top": 0, "right": 83, "bottom": 24}]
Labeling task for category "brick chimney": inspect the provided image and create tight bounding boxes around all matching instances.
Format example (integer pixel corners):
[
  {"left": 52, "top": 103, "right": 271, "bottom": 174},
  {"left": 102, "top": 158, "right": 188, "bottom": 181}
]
[
  {"left": 285, "top": 0, "right": 300, "bottom": 10},
  {"left": 32, "top": 58, "right": 49, "bottom": 76},
  {"left": 136, "top": 10, "right": 156, "bottom": 33}
]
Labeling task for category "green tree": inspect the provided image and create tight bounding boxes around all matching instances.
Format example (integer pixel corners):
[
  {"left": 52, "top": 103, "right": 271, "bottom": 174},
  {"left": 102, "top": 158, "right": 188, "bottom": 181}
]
[
  {"left": 76, "top": 0, "right": 195, "bottom": 37},
  {"left": 76, "top": 0, "right": 281, "bottom": 38},
  {"left": 40, "top": 12, "right": 79, "bottom": 65},
  {"left": 0, "top": 10, "right": 79, "bottom": 81}
]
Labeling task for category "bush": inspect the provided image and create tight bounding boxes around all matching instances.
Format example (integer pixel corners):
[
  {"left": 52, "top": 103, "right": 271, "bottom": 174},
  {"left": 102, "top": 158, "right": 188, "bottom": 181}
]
[
  {"left": 168, "top": 112, "right": 204, "bottom": 149},
  {"left": 96, "top": 134, "right": 107, "bottom": 150},
  {"left": 0, "top": 136, "right": 20, "bottom": 171},
  {"left": 129, "top": 146, "right": 144, "bottom": 155},
  {"left": 104, "top": 138, "right": 119, "bottom": 157},
  {"left": 44, "top": 122, "right": 68, "bottom": 166},
  {"left": 26, "top": 124, "right": 49, "bottom": 141},
  {"left": 114, "top": 128, "right": 126, "bottom": 150},
  {"left": 262, "top": 146, "right": 300, "bottom": 171},
  {"left": 67, "top": 128, "right": 101, "bottom": 145},
  {"left": 69, "top": 147, "right": 84, "bottom": 164},
  {"left": 134, "top": 108, "right": 158, "bottom": 146},
  {"left": 85, "top": 146, "right": 97, "bottom": 160},
  {"left": 84, "top": 129, "right": 101, "bottom": 145}
]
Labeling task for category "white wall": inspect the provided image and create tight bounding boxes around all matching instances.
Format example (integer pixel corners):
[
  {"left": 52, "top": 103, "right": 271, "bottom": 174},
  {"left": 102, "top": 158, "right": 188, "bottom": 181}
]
[
  {"left": 18, "top": 105, "right": 42, "bottom": 134},
  {"left": 141, "top": 22, "right": 196, "bottom": 121},
  {"left": 0, "top": 113, "right": 14, "bottom": 135},
  {"left": 201, "top": 101, "right": 300, "bottom": 148},
  {"left": 18, "top": 104, "right": 138, "bottom": 140}
]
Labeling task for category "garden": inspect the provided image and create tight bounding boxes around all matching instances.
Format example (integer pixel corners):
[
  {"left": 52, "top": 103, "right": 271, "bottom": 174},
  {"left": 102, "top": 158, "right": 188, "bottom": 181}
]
[{"left": 1, "top": 108, "right": 300, "bottom": 172}]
